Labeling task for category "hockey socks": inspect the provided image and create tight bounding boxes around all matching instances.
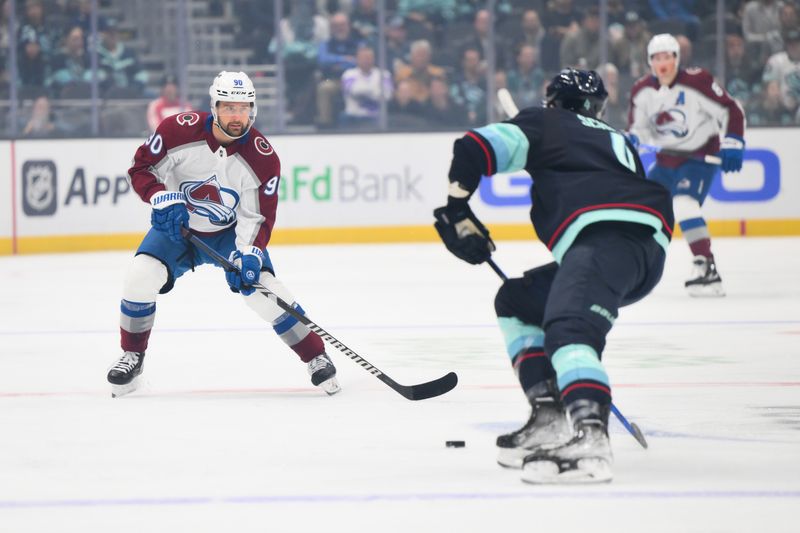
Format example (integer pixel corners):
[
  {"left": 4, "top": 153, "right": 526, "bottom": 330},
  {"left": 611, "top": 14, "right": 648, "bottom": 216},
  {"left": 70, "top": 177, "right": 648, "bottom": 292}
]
[
  {"left": 119, "top": 299, "right": 155, "bottom": 353},
  {"left": 272, "top": 304, "right": 325, "bottom": 363}
]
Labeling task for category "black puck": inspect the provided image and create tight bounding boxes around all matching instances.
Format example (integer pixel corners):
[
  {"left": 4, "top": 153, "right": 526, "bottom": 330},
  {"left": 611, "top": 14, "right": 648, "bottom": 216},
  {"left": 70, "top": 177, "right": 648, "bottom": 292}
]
[{"left": 445, "top": 440, "right": 465, "bottom": 448}]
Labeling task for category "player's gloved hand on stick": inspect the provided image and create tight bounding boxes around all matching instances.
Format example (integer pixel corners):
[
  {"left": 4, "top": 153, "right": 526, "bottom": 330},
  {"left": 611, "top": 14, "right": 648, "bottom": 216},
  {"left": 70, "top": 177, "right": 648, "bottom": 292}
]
[
  {"left": 226, "top": 248, "right": 264, "bottom": 296},
  {"left": 150, "top": 191, "right": 189, "bottom": 244},
  {"left": 433, "top": 198, "right": 496, "bottom": 265},
  {"left": 719, "top": 135, "right": 744, "bottom": 172},
  {"left": 623, "top": 131, "right": 640, "bottom": 150}
]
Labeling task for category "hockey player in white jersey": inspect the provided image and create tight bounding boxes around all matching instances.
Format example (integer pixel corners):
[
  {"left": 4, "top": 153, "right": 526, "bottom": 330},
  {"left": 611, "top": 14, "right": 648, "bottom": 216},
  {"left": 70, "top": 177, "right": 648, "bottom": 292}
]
[
  {"left": 628, "top": 34, "right": 746, "bottom": 296},
  {"left": 107, "top": 71, "right": 340, "bottom": 397}
]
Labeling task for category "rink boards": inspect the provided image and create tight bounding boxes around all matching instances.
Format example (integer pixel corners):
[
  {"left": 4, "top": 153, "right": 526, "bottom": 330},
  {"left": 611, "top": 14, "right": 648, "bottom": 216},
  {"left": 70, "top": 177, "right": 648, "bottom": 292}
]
[{"left": 1, "top": 128, "right": 798, "bottom": 255}]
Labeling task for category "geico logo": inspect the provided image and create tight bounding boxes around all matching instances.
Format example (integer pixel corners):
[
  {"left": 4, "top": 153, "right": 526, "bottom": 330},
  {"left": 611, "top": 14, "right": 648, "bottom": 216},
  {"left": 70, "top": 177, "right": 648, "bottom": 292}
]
[{"left": 478, "top": 149, "right": 781, "bottom": 206}]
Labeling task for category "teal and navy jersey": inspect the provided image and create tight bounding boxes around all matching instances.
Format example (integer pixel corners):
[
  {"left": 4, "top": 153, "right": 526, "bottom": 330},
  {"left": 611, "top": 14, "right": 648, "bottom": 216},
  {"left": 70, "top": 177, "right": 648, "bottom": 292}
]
[{"left": 447, "top": 106, "right": 675, "bottom": 262}]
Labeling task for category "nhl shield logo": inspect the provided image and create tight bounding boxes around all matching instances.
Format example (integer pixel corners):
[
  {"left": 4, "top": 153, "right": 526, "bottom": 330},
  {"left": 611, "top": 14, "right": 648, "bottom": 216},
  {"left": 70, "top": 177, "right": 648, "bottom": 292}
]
[{"left": 22, "top": 160, "right": 58, "bottom": 216}]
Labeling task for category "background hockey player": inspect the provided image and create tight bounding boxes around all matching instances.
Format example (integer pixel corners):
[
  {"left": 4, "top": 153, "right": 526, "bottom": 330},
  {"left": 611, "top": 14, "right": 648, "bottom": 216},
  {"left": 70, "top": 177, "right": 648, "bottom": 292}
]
[
  {"left": 107, "top": 71, "right": 340, "bottom": 397},
  {"left": 627, "top": 33, "right": 746, "bottom": 297},
  {"left": 433, "top": 68, "right": 674, "bottom": 484}
]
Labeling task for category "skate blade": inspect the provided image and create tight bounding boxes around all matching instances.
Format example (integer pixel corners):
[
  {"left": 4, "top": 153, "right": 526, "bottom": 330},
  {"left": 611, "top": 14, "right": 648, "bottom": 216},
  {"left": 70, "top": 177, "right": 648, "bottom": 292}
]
[
  {"left": 686, "top": 282, "right": 725, "bottom": 297},
  {"left": 111, "top": 376, "right": 142, "bottom": 398},
  {"left": 521, "top": 457, "right": 613, "bottom": 485},
  {"left": 497, "top": 441, "right": 567, "bottom": 469},
  {"left": 318, "top": 377, "right": 341, "bottom": 396}
]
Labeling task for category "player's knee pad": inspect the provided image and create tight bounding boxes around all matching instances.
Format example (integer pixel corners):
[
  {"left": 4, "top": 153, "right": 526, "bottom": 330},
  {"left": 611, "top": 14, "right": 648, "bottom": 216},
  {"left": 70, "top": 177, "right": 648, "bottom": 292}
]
[
  {"left": 494, "top": 263, "right": 557, "bottom": 324},
  {"left": 242, "top": 271, "right": 297, "bottom": 323},
  {"left": 544, "top": 316, "right": 607, "bottom": 359},
  {"left": 673, "top": 195, "right": 703, "bottom": 224},
  {"left": 122, "top": 254, "right": 168, "bottom": 302}
]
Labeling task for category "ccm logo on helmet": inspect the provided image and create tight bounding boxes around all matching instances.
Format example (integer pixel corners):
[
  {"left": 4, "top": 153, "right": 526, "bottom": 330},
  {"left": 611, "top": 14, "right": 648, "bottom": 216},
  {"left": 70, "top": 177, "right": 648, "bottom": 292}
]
[
  {"left": 254, "top": 137, "right": 273, "bottom": 156},
  {"left": 176, "top": 112, "right": 200, "bottom": 126}
]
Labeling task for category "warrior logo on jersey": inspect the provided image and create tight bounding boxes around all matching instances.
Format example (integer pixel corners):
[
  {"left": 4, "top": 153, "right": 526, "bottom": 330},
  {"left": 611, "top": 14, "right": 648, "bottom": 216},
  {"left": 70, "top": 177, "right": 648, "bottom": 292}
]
[
  {"left": 179, "top": 175, "right": 240, "bottom": 226},
  {"left": 254, "top": 136, "right": 273, "bottom": 156},
  {"left": 176, "top": 112, "right": 200, "bottom": 126},
  {"left": 651, "top": 108, "right": 689, "bottom": 137}
]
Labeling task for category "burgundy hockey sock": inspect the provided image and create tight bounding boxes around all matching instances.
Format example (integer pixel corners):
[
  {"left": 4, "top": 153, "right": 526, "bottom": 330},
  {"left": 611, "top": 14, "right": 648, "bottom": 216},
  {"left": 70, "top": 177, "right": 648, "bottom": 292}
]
[
  {"left": 120, "top": 300, "right": 155, "bottom": 353},
  {"left": 688, "top": 237, "right": 713, "bottom": 259}
]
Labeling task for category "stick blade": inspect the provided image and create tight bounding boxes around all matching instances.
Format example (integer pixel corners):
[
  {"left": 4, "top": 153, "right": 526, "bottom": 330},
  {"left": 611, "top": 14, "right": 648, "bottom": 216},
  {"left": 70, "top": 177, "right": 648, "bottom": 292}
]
[
  {"left": 630, "top": 423, "right": 649, "bottom": 449},
  {"left": 399, "top": 372, "right": 458, "bottom": 401}
]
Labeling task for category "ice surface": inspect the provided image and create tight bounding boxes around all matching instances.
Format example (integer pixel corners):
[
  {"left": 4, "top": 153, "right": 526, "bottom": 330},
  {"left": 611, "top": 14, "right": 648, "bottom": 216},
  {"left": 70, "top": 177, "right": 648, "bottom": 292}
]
[{"left": 0, "top": 237, "right": 798, "bottom": 532}]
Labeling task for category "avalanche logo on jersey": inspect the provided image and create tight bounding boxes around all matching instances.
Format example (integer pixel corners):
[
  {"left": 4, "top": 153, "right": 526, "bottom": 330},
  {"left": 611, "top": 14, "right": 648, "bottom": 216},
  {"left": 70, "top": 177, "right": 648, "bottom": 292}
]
[
  {"left": 650, "top": 108, "right": 689, "bottom": 138},
  {"left": 179, "top": 175, "right": 240, "bottom": 226}
]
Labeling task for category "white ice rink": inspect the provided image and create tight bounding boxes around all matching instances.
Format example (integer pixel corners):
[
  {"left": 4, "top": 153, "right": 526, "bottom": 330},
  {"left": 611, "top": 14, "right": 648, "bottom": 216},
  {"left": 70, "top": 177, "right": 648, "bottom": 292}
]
[{"left": 1, "top": 237, "right": 798, "bottom": 532}]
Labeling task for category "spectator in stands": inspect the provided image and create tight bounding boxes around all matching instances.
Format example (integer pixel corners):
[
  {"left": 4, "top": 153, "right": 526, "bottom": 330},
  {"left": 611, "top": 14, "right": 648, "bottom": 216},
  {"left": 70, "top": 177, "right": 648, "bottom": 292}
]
[
  {"left": 452, "top": 9, "right": 509, "bottom": 70},
  {"left": 742, "top": 0, "right": 783, "bottom": 59},
  {"left": 540, "top": 0, "right": 581, "bottom": 72},
  {"left": 597, "top": 63, "right": 626, "bottom": 129},
  {"left": 395, "top": 0, "right": 456, "bottom": 42},
  {"left": 675, "top": 34, "right": 693, "bottom": 66},
  {"left": 394, "top": 39, "right": 445, "bottom": 105},
  {"left": 725, "top": 30, "right": 764, "bottom": 104},
  {"left": 47, "top": 26, "right": 90, "bottom": 97},
  {"left": 18, "top": 0, "right": 54, "bottom": 58},
  {"left": 426, "top": 75, "right": 465, "bottom": 128},
  {"left": 270, "top": 0, "right": 329, "bottom": 124},
  {"left": 646, "top": 0, "right": 701, "bottom": 40},
  {"left": 388, "top": 78, "right": 429, "bottom": 129},
  {"left": 506, "top": 44, "right": 546, "bottom": 110},
  {"left": 351, "top": 0, "right": 379, "bottom": 42},
  {"left": 748, "top": 79, "right": 795, "bottom": 125},
  {"left": 22, "top": 95, "right": 58, "bottom": 137},
  {"left": 68, "top": 0, "right": 92, "bottom": 37},
  {"left": 316, "top": 12, "right": 363, "bottom": 127},
  {"left": 453, "top": 0, "right": 513, "bottom": 22},
  {"left": 340, "top": 45, "right": 393, "bottom": 129},
  {"left": 560, "top": 7, "right": 602, "bottom": 70},
  {"left": 762, "top": 28, "right": 800, "bottom": 116},
  {"left": 17, "top": 26, "right": 48, "bottom": 88},
  {"left": 146, "top": 76, "right": 191, "bottom": 132},
  {"left": 513, "top": 9, "right": 546, "bottom": 52},
  {"left": 96, "top": 18, "right": 147, "bottom": 96},
  {"left": 611, "top": 11, "right": 651, "bottom": 81},
  {"left": 385, "top": 16, "right": 411, "bottom": 74},
  {"left": 449, "top": 47, "right": 487, "bottom": 126}
]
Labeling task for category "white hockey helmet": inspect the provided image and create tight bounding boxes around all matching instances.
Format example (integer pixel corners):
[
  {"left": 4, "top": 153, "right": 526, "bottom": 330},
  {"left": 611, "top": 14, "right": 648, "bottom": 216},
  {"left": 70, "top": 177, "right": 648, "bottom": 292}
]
[
  {"left": 647, "top": 33, "right": 680, "bottom": 66},
  {"left": 209, "top": 70, "right": 257, "bottom": 139}
]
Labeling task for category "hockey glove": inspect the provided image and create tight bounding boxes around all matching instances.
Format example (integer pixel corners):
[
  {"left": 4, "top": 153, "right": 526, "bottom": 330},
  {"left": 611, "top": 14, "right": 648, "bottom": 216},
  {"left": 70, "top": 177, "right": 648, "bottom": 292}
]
[
  {"left": 623, "top": 131, "right": 640, "bottom": 150},
  {"left": 225, "top": 248, "right": 264, "bottom": 296},
  {"left": 433, "top": 199, "right": 496, "bottom": 265},
  {"left": 150, "top": 191, "right": 189, "bottom": 244},
  {"left": 719, "top": 135, "right": 744, "bottom": 172}
]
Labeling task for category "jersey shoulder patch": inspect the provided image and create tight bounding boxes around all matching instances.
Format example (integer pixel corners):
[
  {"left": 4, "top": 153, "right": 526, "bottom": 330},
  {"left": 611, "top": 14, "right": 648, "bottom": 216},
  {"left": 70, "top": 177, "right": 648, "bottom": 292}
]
[
  {"left": 238, "top": 128, "right": 280, "bottom": 182},
  {"left": 154, "top": 111, "right": 209, "bottom": 150}
]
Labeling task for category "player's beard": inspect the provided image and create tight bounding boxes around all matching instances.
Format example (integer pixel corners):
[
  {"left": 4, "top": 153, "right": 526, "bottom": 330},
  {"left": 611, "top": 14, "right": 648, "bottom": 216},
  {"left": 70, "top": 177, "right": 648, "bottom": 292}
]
[{"left": 223, "top": 119, "right": 247, "bottom": 137}]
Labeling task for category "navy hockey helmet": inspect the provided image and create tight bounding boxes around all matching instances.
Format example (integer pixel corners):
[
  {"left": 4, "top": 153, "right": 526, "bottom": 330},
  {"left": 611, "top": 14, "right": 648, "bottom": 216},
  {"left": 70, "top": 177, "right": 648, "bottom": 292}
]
[{"left": 545, "top": 68, "right": 608, "bottom": 119}]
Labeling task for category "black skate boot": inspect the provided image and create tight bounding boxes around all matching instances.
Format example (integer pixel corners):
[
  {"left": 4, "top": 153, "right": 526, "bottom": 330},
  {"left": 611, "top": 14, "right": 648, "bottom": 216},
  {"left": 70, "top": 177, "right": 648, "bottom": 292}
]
[
  {"left": 496, "top": 398, "right": 571, "bottom": 469},
  {"left": 521, "top": 400, "right": 613, "bottom": 484},
  {"left": 308, "top": 353, "right": 341, "bottom": 395},
  {"left": 685, "top": 255, "right": 725, "bottom": 297},
  {"left": 107, "top": 351, "right": 145, "bottom": 398}
]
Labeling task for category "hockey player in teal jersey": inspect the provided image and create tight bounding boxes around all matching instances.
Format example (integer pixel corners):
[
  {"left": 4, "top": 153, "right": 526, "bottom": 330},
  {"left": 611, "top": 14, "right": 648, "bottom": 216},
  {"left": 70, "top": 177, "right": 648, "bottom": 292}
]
[{"left": 434, "top": 68, "right": 674, "bottom": 484}]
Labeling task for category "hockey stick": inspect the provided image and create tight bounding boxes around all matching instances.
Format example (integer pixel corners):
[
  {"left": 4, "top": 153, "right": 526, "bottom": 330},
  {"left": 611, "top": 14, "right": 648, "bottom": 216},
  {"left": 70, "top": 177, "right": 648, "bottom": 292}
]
[
  {"left": 497, "top": 88, "right": 519, "bottom": 118},
  {"left": 639, "top": 142, "right": 722, "bottom": 165},
  {"left": 487, "top": 258, "right": 649, "bottom": 449},
  {"left": 182, "top": 228, "right": 458, "bottom": 401}
]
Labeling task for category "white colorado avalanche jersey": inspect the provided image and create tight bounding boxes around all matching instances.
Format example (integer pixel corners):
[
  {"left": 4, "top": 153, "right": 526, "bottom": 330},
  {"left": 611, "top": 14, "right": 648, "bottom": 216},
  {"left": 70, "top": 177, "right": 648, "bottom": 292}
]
[
  {"left": 128, "top": 111, "right": 280, "bottom": 250},
  {"left": 628, "top": 68, "right": 745, "bottom": 168}
]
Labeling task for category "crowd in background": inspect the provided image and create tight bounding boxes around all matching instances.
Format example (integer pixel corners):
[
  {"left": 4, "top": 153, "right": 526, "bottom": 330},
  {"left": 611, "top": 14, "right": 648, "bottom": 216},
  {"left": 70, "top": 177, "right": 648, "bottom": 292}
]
[{"left": 1, "top": 0, "right": 799, "bottom": 137}]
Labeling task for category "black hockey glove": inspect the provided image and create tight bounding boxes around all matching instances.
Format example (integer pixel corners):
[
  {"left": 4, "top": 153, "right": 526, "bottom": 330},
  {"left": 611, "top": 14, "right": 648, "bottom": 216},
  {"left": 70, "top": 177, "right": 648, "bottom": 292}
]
[{"left": 433, "top": 199, "right": 496, "bottom": 265}]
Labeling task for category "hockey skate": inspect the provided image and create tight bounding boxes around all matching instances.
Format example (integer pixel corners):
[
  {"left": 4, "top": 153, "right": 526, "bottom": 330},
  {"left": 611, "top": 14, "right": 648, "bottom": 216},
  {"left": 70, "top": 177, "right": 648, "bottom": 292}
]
[
  {"left": 308, "top": 353, "right": 341, "bottom": 395},
  {"left": 685, "top": 255, "right": 725, "bottom": 297},
  {"left": 520, "top": 419, "right": 613, "bottom": 484},
  {"left": 107, "top": 351, "right": 145, "bottom": 398},
  {"left": 496, "top": 399, "right": 572, "bottom": 469}
]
